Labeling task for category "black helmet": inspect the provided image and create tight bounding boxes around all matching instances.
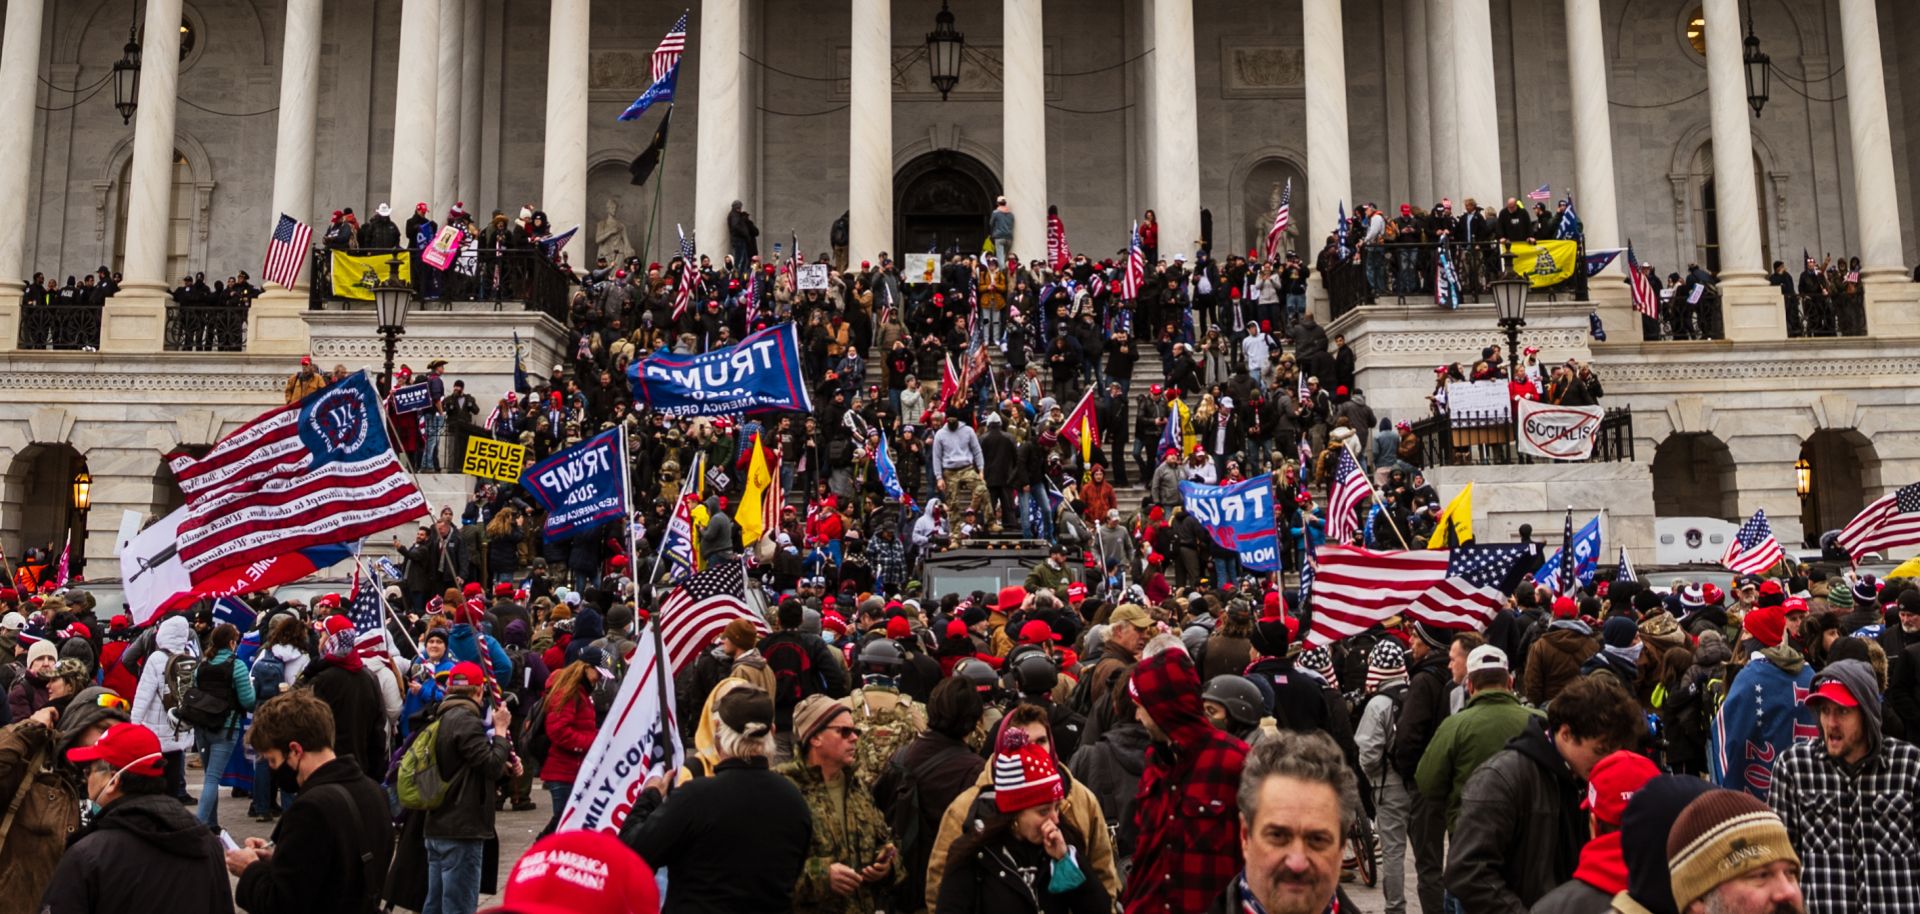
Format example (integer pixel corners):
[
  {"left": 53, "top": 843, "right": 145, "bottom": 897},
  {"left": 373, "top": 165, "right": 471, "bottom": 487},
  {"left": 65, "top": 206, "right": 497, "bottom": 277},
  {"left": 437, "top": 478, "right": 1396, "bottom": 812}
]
[
  {"left": 857, "top": 638, "right": 905, "bottom": 671},
  {"left": 1006, "top": 648, "right": 1059, "bottom": 697},
  {"left": 1202, "top": 675, "right": 1265, "bottom": 730},
  {"left": 952, "top": 657, "right": 1000, "bottom": 694}
]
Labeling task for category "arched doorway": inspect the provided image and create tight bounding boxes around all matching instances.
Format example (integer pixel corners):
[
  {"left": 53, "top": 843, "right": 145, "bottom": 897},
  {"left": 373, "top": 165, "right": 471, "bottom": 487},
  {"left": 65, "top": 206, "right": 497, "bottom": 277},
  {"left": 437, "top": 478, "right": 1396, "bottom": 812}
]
[
  {"left": 2, "top": 445, "right": 91, "bottom": 584},
  {"left": 894, "top": 150, "right": 999, "bottom": 258},
  {"left": 1799, "top": 429, "right": 1880, "bottom": 545},
  {"left": 1240, "top": 158, "right": 1306, "bottom": 259},
  {"left": 1652, "top": 433, "right": 1738, "bottom": 519}
]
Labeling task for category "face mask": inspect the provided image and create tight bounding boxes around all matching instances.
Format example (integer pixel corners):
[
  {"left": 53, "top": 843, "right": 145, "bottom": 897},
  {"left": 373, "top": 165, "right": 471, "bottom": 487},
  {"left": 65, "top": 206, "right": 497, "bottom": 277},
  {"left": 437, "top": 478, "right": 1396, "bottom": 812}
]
[
  {"left": 270, "top": 751, "right": 303, "bottom": 793},
  {"left": 823, "top": 632, "right": 839, "bottom": 645},
  {"left": 88, "top": 751, "right": 163, "bottom": 819}
]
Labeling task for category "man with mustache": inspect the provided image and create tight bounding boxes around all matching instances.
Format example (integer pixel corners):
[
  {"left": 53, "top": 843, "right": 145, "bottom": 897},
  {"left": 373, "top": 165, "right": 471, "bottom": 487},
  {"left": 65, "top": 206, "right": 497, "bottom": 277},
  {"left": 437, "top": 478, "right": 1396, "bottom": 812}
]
[
  {"left": 1667, "top": 789, "right": 1804, "bottom": 914},
  {"left": 1203, "top": 729, "right": 1357, "bottom": 914}
]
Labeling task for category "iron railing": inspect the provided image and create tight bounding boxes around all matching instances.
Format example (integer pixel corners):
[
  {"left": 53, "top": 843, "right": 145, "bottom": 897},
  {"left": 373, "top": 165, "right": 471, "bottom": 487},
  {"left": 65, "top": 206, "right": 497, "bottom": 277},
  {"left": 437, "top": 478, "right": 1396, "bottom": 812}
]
[
  {"left": 164, "top": 304, "right": 249, "bottom": 351},
  {"left": 1410, "top": 405, "right": 1633, "bottom": 467},
  {"left": 1328, "top": 239, "right": 1590, "bottom": 320},
  {"left": 308, "top": 247, "right": 574, "bottom": 322},
  {"left": 17, "top": 302, "right": 102, "bottom": 350}
]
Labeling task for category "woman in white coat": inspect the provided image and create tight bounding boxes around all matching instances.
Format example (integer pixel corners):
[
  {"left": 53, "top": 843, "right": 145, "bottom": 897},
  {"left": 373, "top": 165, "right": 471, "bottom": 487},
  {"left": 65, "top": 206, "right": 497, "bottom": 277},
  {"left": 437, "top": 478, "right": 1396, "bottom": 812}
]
[{"left": 129, "top": 614, "right": 199, "bottom": 803}]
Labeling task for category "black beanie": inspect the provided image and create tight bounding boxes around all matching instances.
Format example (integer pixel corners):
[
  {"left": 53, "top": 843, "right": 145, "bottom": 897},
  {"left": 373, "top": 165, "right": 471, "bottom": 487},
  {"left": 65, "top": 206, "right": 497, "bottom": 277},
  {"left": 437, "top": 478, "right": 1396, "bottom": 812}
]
[
  {"left": 1620, "top": 775, "right": 1716, "bottom": 914},
  {"left": 1249, "top": 617, "right": 1292, "bottom": 657},
  {"left": 1632, "top": 590, "right": 1663, "bottom": 614}
]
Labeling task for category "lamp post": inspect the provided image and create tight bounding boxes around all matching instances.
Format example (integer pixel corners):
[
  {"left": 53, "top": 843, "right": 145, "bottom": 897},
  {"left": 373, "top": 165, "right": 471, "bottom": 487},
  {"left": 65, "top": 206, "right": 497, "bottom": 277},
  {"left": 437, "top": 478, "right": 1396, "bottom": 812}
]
[
  {"left": 70, "top": 469, "right": 91, "bottom": 579},
  {"left": 372, "top": 255, "right": 415, "bottom": 391},
  {"left": 925, "top": 0, "right": 963, "bottom": 100},
  {"left": 1490, "top": 246, "right": 1530, "bottom": 369}
]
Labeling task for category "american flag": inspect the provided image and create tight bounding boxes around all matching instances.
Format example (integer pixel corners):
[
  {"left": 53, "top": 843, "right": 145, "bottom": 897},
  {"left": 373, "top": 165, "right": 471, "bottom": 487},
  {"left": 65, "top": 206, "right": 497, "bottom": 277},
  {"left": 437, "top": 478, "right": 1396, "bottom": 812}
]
[
  {"left": 656, "top": 559, "right": 765, "bottom": 676},
  {"left": 166, "top": 372, "right": 428, "bottom": 581},
  {"left": 1527, "top": 183, "right": 1552, "bottom": 201},
  {"left": 1721, "top": 508, "right": 1785, "bottom": 575},
  {"left": 346, "top": 561, "right": 394, "bottom": 658},
  {"left": 1304, "top": 543, "right": 1530, "bottom": 647},
  {"left": 262, "top": 213, "right": 312, "bottom": 289},
  {"left": 1121, "top": 221, "right": 1144, "bottom": 299},
  {"left": 651, "top": 13, "right": 688, "bottom": 83},
  {"left": 672, "top": 225, "right": 697, "bottom": 318},
  {"left": 1616, "top": 545, "right": 1637, "bottom": 583},
  {"left": 1835, "top": 483, "right": 1920, "bottom": 563},
  {"left": 1265, "top": 178, "right": 1292, "bottom": 262},
  {"left": 1334, "top": 200, "right": 1350, "bottom": 259},
  {"left": 1626, "top": 243, "right": 1659, "bottom": 319},
  {"left": 1325, "top": 448, "right": 1369, "bottom": 545}
]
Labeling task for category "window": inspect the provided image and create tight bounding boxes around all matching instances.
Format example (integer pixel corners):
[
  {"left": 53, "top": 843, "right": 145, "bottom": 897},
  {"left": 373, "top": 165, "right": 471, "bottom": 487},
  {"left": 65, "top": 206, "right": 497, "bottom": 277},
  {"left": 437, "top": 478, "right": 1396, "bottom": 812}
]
[
  {"left": 114, "top": 151, "right": 195, "bottom": 280},
  {"left": 1685, "top": 8, "right": 1706, "bottom": 57},
  {"left": 138, "top": 18, "right": 196, "bottom": 61}
]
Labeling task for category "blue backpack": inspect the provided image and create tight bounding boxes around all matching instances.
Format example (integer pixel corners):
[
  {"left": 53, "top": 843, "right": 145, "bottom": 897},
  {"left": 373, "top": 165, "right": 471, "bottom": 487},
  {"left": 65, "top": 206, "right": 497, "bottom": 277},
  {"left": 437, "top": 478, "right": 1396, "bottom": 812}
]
[{"left": 251, "top": 653, "right": 287, "bottom": 702}]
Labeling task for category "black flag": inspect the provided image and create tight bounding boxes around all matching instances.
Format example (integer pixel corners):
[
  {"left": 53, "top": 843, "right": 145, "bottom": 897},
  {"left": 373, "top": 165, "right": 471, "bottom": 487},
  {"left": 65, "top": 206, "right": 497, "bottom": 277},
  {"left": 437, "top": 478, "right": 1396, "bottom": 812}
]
[{"left": 629, "top": 109, "right": 673, "bottom": 186}]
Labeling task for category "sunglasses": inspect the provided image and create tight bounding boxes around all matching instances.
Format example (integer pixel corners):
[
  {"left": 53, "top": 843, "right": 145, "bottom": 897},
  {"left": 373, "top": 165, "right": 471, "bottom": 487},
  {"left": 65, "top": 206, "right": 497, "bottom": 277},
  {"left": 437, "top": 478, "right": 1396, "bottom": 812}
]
[
  {"left": 827, "top": 726, "right": 860, "bottom": 740},
  {"left": 93, "top": 693, "right": 131, "bottom": 712}
]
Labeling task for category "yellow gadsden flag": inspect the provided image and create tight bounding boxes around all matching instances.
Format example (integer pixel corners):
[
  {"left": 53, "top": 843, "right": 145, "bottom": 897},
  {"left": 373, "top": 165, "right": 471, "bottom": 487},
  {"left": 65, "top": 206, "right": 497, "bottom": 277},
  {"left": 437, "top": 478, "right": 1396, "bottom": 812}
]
[
  {"left": 1427, "top": 482, "right": 1476, "bottom": 548},
  {"left": 1509, "top": 240, "right": 1579, "bottom": 289},
  {"left": 735, "top": 433, "right": 773, "bottom": 545},
  {"left": 330, "top": 250, "right": 412, "bottom": 301}
]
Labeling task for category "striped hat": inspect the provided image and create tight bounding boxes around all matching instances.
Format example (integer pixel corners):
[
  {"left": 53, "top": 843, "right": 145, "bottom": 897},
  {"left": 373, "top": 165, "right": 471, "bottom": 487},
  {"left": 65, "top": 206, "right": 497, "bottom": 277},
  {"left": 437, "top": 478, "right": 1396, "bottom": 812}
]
[
  {"left": 1366, "top": 639, "right": 1409, "bottom": 694},
  {"left": 992, "top": 729, "right": 1063, "bottom": 814},
  {"left": 1298, "top": 646, "right": 1338, "bottom": 690},
  {"left": 1667, "top": 789, "right": 1799, "bottom": 911}
]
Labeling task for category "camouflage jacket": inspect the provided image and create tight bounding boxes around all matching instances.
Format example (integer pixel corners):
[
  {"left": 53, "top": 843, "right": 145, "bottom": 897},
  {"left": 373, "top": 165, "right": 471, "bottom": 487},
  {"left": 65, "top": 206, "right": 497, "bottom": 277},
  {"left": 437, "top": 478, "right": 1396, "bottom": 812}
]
[{"left": 776, "top": 760, "right": 905, "bottom": 914}]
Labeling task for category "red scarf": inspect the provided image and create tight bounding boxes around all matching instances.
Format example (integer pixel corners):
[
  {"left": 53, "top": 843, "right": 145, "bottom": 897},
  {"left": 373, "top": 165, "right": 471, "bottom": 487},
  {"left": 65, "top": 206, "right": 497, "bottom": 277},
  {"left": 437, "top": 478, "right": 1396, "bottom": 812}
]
[{"left": 1571, "top": 832, "right": 1629, "bottom": 895}]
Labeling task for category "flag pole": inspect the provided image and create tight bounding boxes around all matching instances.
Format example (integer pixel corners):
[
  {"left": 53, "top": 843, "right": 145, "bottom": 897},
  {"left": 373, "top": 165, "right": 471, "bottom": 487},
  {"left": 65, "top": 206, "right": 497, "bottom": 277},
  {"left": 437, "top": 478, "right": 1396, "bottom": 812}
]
[
  {"left": 368, "top": 560, "right": 422, "bottom": 659},
  {"left": 620, "top": 424, "right": 645, "bottom": 607},
  {"left": 641, "top": 104, "right": 673, "bottom": 267},
  {"left": 1346, "top": 451, "right": 1411, "bottom": 550}
]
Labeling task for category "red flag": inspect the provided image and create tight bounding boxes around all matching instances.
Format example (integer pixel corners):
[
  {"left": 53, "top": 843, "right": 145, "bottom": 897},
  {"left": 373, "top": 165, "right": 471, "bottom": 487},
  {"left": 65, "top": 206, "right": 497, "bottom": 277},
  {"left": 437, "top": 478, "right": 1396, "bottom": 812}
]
[
  {"left": 1047, "top": 213, "right": 1070, "bottom": 271},
  {"left": 1060, "top": 387, "right": 1100, "bottom": 463}
]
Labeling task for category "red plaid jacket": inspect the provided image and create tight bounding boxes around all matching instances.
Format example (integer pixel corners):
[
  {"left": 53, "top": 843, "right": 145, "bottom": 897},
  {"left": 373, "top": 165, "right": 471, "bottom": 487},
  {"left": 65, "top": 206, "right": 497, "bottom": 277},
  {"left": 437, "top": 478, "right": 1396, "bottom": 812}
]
[{"left": 1122, "top": 646, "right": 1250, "bottom": 914}]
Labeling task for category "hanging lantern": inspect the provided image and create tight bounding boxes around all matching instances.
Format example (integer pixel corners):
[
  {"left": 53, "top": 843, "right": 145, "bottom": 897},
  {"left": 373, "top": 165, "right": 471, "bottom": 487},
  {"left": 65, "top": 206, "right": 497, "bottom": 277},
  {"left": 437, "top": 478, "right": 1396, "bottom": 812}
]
[
  {"left": 1743, "top": 17, "right": 1770, "bottom": 117},
  {"left": 112, "top": 28, "right": 142, "bottom": 125},
  {"left": 925, "top": 1, "right": 964, "bottom": 100}
]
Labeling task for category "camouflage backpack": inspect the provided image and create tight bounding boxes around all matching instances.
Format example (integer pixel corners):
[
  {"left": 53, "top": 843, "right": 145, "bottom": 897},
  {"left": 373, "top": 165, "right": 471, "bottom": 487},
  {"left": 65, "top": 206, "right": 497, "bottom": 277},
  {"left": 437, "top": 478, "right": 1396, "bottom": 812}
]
[{"left": 849, "top": 687, "right": 924, "bottom": 788}]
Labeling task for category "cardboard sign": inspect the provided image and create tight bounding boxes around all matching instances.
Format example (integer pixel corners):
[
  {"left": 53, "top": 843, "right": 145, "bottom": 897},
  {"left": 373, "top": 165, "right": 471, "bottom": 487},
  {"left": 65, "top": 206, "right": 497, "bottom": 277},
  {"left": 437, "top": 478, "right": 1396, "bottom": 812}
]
[
  {"left": 462, "top": 436, "right": 527, "bottom": 483},
  {"left": 797, "top": 263, "right": 830, "bottom": 290},
  {"left": 1516, "top": 400, "right": 1606, "bottom": 461},
  {"left": 1445, "top": 380, "right": 1511, "bottom": 425}
]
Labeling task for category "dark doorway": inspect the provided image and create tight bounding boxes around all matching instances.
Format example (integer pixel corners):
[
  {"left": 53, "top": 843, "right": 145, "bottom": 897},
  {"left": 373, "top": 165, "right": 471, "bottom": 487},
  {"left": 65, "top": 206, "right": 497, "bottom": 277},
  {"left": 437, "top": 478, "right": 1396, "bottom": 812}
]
[
  {"left": 894, "top": 150, "right": 999, "bottom": 258},
  {"left": 1800, "top": 430, "right": 1879, "bottom": 546},
  {"left": 1651, "top": 432, "right": 1737, "bottom": 520}
]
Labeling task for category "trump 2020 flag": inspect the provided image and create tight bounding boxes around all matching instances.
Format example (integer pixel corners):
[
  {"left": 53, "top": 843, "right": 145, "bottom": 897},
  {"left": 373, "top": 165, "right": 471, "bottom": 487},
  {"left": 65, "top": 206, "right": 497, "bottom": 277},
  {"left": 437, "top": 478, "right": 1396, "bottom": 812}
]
[
  {"left": 876, "top": 431, "right": 904, "bottom": 500},
  {"left": 1536, "top": 515, "right": 1602, "bottom": 595},
  {"left": 627, "top": 322, "right": 813, "bottom": 418},
  {"left": 521, "top": 428, "right": 628, "bottom": 540},
  {"left": 553, "top": 627, "right": 682, "bottom": 834},
  {"left": 1180, "top": 475, "right": 1281, "bottom": 572}
]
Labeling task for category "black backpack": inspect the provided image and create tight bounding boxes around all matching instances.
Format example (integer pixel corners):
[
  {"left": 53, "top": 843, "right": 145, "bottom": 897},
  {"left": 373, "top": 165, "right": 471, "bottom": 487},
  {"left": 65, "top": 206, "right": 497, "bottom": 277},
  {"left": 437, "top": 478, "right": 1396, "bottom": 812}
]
[
  {"left": 518, "top": 695, "right": 552, "bottom": 768},
  {"left": 174, "top": 657, "right": 239, "bottom": 730},
  {"left": 763, "top": 639, "right": 816, "bottom": 710}
]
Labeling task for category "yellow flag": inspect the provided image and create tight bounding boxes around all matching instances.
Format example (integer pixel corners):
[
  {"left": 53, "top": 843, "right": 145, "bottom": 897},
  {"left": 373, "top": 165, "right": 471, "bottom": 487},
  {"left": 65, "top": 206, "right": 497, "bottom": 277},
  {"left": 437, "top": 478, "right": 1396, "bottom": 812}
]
[
  {"left": 329, "top": 250, "right": 412, "bottom": 301},
  {"left": 1172, "top": 398, "right": 1197, "bottom": 456},
  {"left": 1890, "top": 556, "right": 1920, "bottom": 580},
  {"left": 1427, "top": 482, "right": 1475, "bottom": 548},
  {"left": 735, "top": 434, "right": 773, "bottom": 545},
  {"left": 1509, "top": 241, "right": 1579, "bottom": 288}
]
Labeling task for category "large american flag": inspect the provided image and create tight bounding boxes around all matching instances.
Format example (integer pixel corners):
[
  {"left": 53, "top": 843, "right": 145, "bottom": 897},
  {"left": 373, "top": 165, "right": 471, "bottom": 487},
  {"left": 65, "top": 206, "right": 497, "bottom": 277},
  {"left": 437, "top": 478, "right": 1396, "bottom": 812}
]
[
  {"left": 1835, "top": 483, "right": 1920, "bottom": 564},
  {"left": 1721, "top": 508, "right": 1785, "bottom": 575},
  {"left": 1626, "top": 243, "right": 1659, "bottom": 319},
  {"left": 672, "top": 226, "right": 698, "bottom": 318},
  {"left": 1325, "top": 448, "right": 1370, "bottom": 545},
  {"left": 166, "top": 372, "right": 429, "bottom": 581},
  {"left": 262, "top": 213, "right": 312, "bottom": 289},
  {"left": 1305, "top": 543, "right": 1530, "bottom": 647},
  {"left": 1121, "top": 221, "right": 1144, "bottom": 300},
  {"left": 656, "top": 559, "right": 766, "bottom": 676},
  {"left": 1264, "top": 178, "right": 1292, "bottom": 263},
  {"left": 651, "top": 14, "right": 688, "bottom": 83}
]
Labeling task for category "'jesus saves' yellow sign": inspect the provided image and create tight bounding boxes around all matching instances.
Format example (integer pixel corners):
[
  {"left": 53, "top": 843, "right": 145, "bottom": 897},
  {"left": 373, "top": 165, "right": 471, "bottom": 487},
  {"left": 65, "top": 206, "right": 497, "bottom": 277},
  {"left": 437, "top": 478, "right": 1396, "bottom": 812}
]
[{"left": 462, "top": 437, "right": 526, "bottom": 483}]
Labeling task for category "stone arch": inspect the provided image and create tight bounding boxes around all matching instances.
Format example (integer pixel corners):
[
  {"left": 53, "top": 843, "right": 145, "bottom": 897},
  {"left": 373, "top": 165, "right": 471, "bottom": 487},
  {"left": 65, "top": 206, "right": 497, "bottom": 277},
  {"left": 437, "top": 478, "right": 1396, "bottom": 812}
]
[
  {"left": 1226, "top": 148, "right": 1307, "bottom": 260},
  {"left": 57, "top": 0, "right": 271, "bottom": 68},
  {"left": 1605, "top": 0, "right": 1809, "bottom": 68},
  {"left": 1652, "top": 431, "right": 1738, "bottom": 520},
  {"left": 892, "top": 148, "right": 1001, "bottom": 257},
  {"left": 92, "top": 129, "right": 218, "bottom": 276},
  {"left": 584, "top": 154, "right": 649, "bottom": 267},
  {"left": 1799, "top": 428, "right": 1881, "bottom": 545},
  {"left": 0, "top": 444, "right": 90, "bottom": 579},
  {"left": 1664, "top": 121, "right": 1789, "bottom": 272}
]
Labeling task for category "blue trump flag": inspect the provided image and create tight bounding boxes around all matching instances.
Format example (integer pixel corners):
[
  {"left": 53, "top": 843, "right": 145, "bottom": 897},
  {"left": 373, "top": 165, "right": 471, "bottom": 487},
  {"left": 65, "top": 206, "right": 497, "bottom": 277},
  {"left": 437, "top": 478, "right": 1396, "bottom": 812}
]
[
  {"left": 520, "top": 428, "right": 629, "bottom": 539},
  {"left": 875, "top": 431, "right": 904, "bottom": 499},
  {"left": 1178, "top": 474, "right": 1281, "bottom": 572},
  {"left": 390, "top": 382, "right": 434, "bottom": 414},
  {"left": 1536, "top": 515, "right": 1602, "bottom": 594},
  {"left": 619, "top": 62, "right": 679, "bottom": 121},
  {"left": 627, "top": 322, "right": 814, "bottom": 417}
]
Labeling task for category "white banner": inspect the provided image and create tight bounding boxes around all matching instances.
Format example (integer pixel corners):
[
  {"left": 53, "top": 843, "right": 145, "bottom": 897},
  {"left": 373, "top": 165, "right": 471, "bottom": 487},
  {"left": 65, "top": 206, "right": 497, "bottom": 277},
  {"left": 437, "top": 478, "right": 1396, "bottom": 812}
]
[
  {"left": 554, "top": 629, "right": 682, "bottom": 834},
  {"left": 901, "top": 253, "right": 941, "bottom": 284},
  {"left": 797, "top": 263, "right": 830, "bottom": 290},
  {"left": 1515, "top": 399, "right": 1606, "bottom": 461},
  {"left": 1445, "top": 380, "right": 1511, "bottom": 427}
]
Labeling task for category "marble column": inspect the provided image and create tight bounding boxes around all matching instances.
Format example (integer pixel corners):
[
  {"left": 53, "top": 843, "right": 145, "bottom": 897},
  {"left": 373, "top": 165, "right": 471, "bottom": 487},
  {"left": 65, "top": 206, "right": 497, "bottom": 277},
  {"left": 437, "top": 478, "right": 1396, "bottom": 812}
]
[
  {"left": 0, "top": 0, "right": 45, "bottom": 349},
  {"left": 1563, "top": 0, "right": 1620, "bottom": 260},
  {"left": 543, "top": 0, "right": 589, "bottom": 235},
  {"left": 1837, "top": 0, "right": 1904, "bottom": 278},
  {"left": 250, "top": 0, "right": 325, "bottom": 354},
  {"left": 1304, "top": 0, "right": 1349, "bottom": 321},
  {"left": 1700, "top": 0, "right": 1779, "bottom": 338},
  {"left": 1151, "top": 0, "right": 1200, "bottom": 258},
  {"left": 388, "top": 0, "right": 439, "bottom": 223},
  {"left": 847, "top": 0, "right": 892, "bottom": 261},
  {"left": 1451, "top": 0, "right": 1502, "bottom": 211},
  {"left": 1426, "top": 0, "right": 1457, "bottom": 200},
  {"left": 433, "top": 0, "right": 464, "bottom": 213},
  {"left": 1002, "top": 0, "right": 1047, "bottom": 262},
  {"left": 103, "top": 0, "right": 185, "bottom": 352},
  {"left": 1403, "top": 0, "right": 1432, "bottom": 206},
  {"left": 459, "top": 0, "right": 484, "bottom": 208},
  {"left": 695, "top": 0, "right": 747, "bottom": 259}
]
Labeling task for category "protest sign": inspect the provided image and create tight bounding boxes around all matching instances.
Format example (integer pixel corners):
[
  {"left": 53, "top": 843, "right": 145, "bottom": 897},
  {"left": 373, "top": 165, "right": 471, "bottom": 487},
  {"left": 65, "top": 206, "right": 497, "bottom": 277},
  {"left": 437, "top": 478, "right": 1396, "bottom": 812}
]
[
  {"left": 554, "top": 630, "right": 681, "bottom": 834},
  {"left": 627, "top": 322, "right": 814, "bottom": 417},
  {"left": 521, "top": 429, "right": 628, "bottom": 539},
  {"left": 1179, "top": 474, "right": 1280, "bottom": 572},
  {"left": 902, "top": 253, "right": 940, "bottom": 284},
  {"left": 797, "top": 263, "right": 829, "bottom": 290},
  {"left": 1515, "top": 400, "right": 1606, "bottom": 461},
  {"left": 462, "top": 436, "right": 527, "bottom": 483},
  {"left": 390, "top": 382, "right": 434, "bottom": 414},
  {"left": 1445, "top": 380, "right": 1510, "bottom": 424},
  {"left": 421, "top": 225, "right": 465, "bottom": 271}
]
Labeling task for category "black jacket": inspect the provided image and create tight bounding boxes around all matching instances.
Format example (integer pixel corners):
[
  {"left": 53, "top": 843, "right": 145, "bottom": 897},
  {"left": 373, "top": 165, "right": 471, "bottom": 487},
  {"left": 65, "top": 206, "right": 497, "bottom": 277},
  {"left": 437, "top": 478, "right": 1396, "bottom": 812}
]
[
  {"left": 423, "top": 695, "right": 512, "bottom": 839},
  {"left": 1243, "top": 656, "right": 1331, "bottom": 736},
  {"left": 757, "top": 630, "right": 849, "bottom": 729},
  {"left": 873, "top": 730, "right": 986, "bottom": 909},
  {"left": 1066, "top": 722, "right": 1150, "bottom": 854},
  {"left": 621, "top": 756, "right": 813, "bottom": 914},
  {"left": 303, "top": 661, "right": 388, "bottom": 774},
  {"left": 236, "top": 757, "right": 396, "bottom": 914},
  {"left": 1443, "top": 719, "right": 1587, "bottom": 914},
  {"left": 1392, "top": 649, "right": 1452, "bottom": 785},
  {"left": 40, "top": 793, "right": 231, "bottom": 914},
  {"left": 981, "top": 427, "right": 1018, "bottom": 488}
]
